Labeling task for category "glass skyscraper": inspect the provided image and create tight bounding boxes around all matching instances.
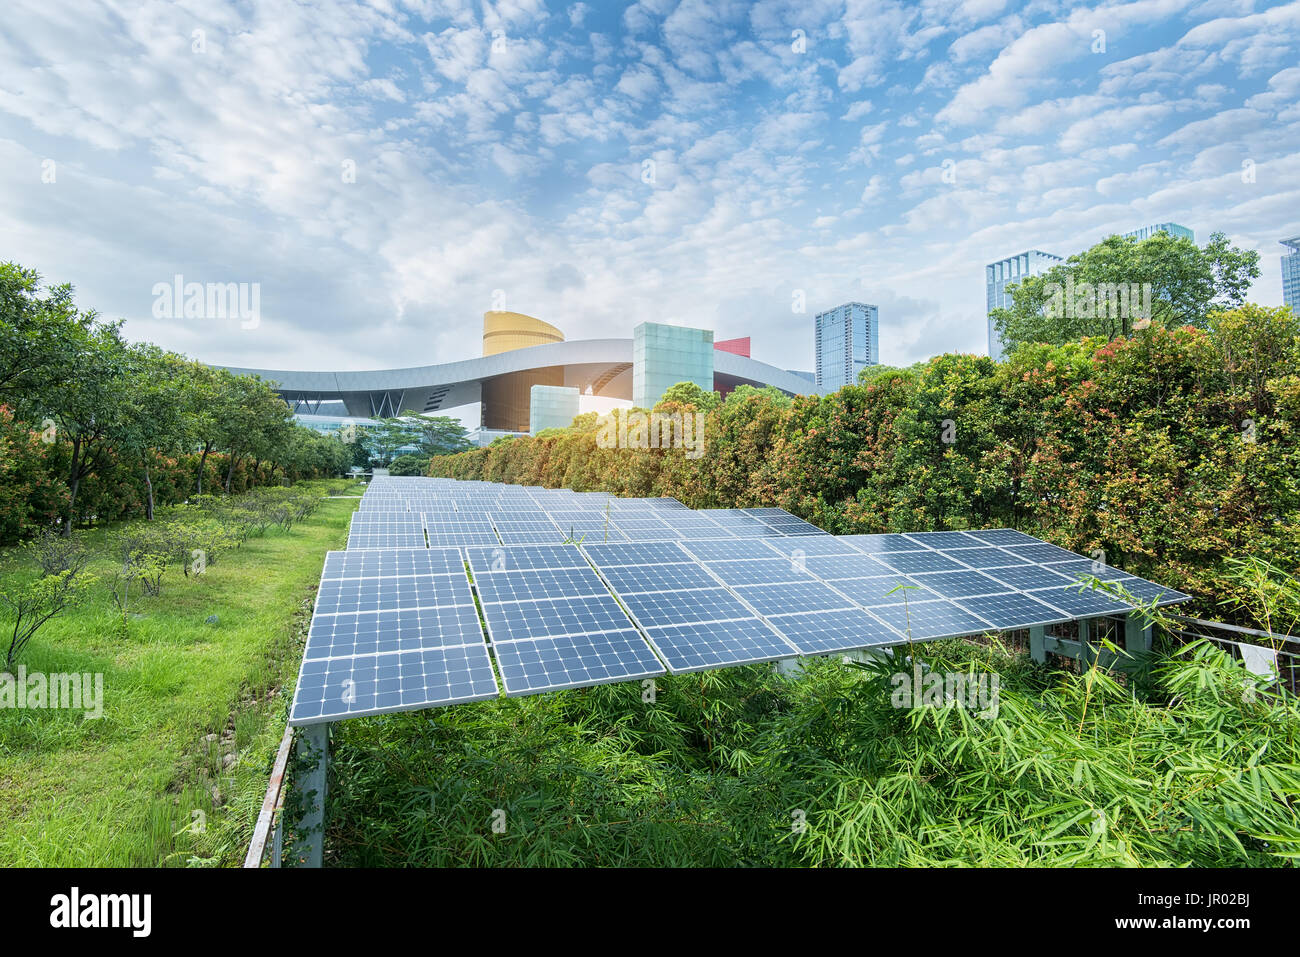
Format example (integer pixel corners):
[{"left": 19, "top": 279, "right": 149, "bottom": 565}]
[
  {"left": 1121, "top": 222, "right": 1194, "bottom": 242},
  {"left": 985, "top": 250, "right": 1063, "bottom": 360},
  {"left": 1282, "top": 237, "right": 1300, "bottom": 314},
  {"left": 814, "top": 302, "right": 878, "bottom": 392}
]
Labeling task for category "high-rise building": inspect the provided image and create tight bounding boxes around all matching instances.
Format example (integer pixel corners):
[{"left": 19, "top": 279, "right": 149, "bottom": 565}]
[
  {"left": 985, "top": 250, "right": 1063, "bottom": 360},
  {"left": 1281, "top": 237, "right": 1300, "bottom": 314},
  {"left": 814, "top": 302, "right": 879, "bottom": 392},
  {"left": 1121, "top": 222, "right": 1194, "bottom": 242}
]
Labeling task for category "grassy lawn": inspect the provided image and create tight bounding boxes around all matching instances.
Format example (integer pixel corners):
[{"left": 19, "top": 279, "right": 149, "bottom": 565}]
[{"left": 0, "top": 483, "right": 360, "bottom": 866}]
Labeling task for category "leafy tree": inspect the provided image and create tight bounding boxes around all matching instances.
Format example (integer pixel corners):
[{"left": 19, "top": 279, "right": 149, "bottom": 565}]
[
  {"left": 403, "top": 412, "right": 471, "bottom": 456},
  {"left": 991, "top": 231, "right": 1260, "bottom": 350},
  {"left": 657, "top": 381, "right": 721, "bottom": 411},
  {"left": 389, "top": 454, "right": 431, "bottom": 476},
  {"left": 118, "top": 345, "right": 194, "bottom": 519},
  {"left": 0, "top": 263, "right": 98, "bottom": 411}
]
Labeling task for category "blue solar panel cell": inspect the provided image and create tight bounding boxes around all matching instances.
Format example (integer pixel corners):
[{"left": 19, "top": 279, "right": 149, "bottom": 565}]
[
  {"left": 903, "top": 531, "right": 986, "bottom": 548},
  {"left": 597, "top": 562, "right": 721, "bottom": 595},
  {"left": 868, "top": 600, "right": 994, "bottom": 640},
  {"left": 732, "top": 580, "right": 857, "bottom": 616},
  {"left": 802, "top": 553, "right": 895, "bottom": 580},
  {"left": 954, "top": 592, "right": 1071, "bottom": 629},
  {"left": 1025, "top": 585, "right": 1135, "bottom": 618},
  {"left": 829, "top": 575, "right": 927, "bottom": 605},
  {"left": 481, "top": 593, "right": 634, "bottom": 643},
  {"left": 873, "top": 550, "right": 968, "bottom": 574},
  {"left": 643, "top": 618, "right": 797, "bottom": 673},
  {"left": 474, "top": 568, "right": 610, "bottom": 604},
  {"left": 978, "top": 564, "right": 1075, "bottom": 591},
  {"left": 303, "top": 605, "right": 485, "bottom": 660},
  {"left": 620, "top": 588, "right": 754, "bottom": 627},
  {"left": 698, "top": 559, "right": 812, "bottom": 586},
  {"left": 938, "top": 547, "right": 1032, "bottom": 569},
  {"left": 290, "top": 644, "right": 499, "bottom": 724},
  {"left": 907, "top": 570, "right": 1011, "bottom": 598},
  {"left": 464, "top": 544, "right": 589, "bottom": 573},
  {"left": 491, "top": 630, "right": 664, "bottom": 695},
  {"left": 677, "top": 539, "right": 769, "bottom": 562},
  {"left": 841, "top": 534, "right": 929, "bottom": 554},
  {"left": 315, "top": 574, "right": 472, "bottom": 615},
  {"left": 767, "top": 608, "right": 903, "bottom": 654},
  {"left": 580, "top": 541, "right": 689, "bottom": 567},
  {"left": 964, "top": 529, "right": 1041, "bottom": 547}
]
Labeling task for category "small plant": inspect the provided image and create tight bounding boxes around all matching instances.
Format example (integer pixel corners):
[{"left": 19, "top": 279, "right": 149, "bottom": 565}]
[
  {"left": 28, "top": 528, "right": 89, "bottom": 579},
  {"left": 1, "top": 565, "right": 96, "bottom": 673}
]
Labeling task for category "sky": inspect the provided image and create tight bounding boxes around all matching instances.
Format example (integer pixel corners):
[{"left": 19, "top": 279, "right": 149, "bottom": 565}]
[{"left": 2, "top": 0, "right": 1298, "bottom": 400}]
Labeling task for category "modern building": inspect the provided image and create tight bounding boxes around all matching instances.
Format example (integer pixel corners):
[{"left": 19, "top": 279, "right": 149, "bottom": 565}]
[
  {"left": 814, "top": 302, "right": 879, "bottom": 392},
  {"left": 633, "top": 321, "right": 714, "bottom": 409},
  {"left": 1121, "top": 222, "right": 1194, "bottom": 243},
  {"left": 985, "top": 250, "right": 1065, "bottom": 360},
  {"left": 529, "top": 385, "right": 580, "bottom": 435},
  {"left": 1281, "top": 237, "right": 1300, "bottom": 314},
  {"left": 225, "top": 312, "right": 810, "bottom": 434}
]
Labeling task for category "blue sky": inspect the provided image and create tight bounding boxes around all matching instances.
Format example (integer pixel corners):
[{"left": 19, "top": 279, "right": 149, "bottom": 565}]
[{"left": 1, "top": 0, "right": 1297, "bottom": 394}]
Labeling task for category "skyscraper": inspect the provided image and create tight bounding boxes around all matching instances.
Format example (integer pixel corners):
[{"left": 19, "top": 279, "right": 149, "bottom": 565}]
[
  {"left": 1282, "top": 237, "right": 1300, "bottom": 314},
  {"left": 985, "top": 250, "right": 1063, "bottom": 360},
  {"left": 1121, "top": 222, "right": 1194, "bottom": 242},
  {"left": 814, "top": 302, "right": 879, "bottom": 392}
]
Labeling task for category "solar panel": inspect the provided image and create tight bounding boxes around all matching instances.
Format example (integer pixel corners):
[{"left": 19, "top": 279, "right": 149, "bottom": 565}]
[
  {"left": 619, "top": 588, "right": 754, "bottom": 627},
  {"left": 474, "top": 567, "right": 610, "bottom": 604},
  {"left": 978, "top": 563, "right": 1075, "bottom": 591},
  {"left": 322, "top": 548, "right": 463, "bottom": 580},
  {"left": 907, "top": 569, "right": 1012, "bottom": 598},
  {"left": 1005, "top": 542, "right": 1085, "bottom": 564},
  {"left": 481, "top": 593, "right": 635, "bottom": 643},
  {"left": 732, "top": 580, "right": 858, "bottom": 616},
  {"left": 491, "top": 630, "right": 664, "bottom": 695},
  {"left": 939, "top": 547, "right": 1032, "bottom": 569},
  {"left": 580, "top": 541, "right": 689, "bottom": 567},
  {"left": 1026, "top": 584, "right": 1136, "bottom": 617},
  {"left": 802, "top": 553, "right": 895, "bottom": 580},
  {"left": 699, "top": 558, "right": 814, "bottom": 586},
  {"left": 464, "top": 543, "right": 589, "bottom": 573},
  {"left": 868, "top": 599, "right": 995, "bottom": 640},
  {"left": 640, "top": 619, "right": 797, "bottom": 673},
  {"left": 290, "top": 645, "right": 498, "bottom": 724},
  {"left": 841, "top": 534, "right": 929, "bottom": 554},
  {"left": 303, "top": 605, "right": 484, "bottom": 659},
  {"left": 677, "top": 539, "right": 769, "bottom": 562},
  {"left": 762, "top": 536, "right": 860, "bottom": 557},
  {"left": 347, "top": 530, "right": 428, "bottom": 550},
  {"left": 765, "top": 608, "right": 903, "bottom": 654},
  {"left": 829, "top": 575, "right": 929, "bottom": 605},
  {"left": 903, "top": 531, "right": 986, "bottom": 548},
  {"left": 873, "top": 550, "right": 968, "bottom": 574},
  {"left": 315, "top": 574, "right": 472, "bottom": 615},
  {"left": 426, "top": 529, "right": 501, "bottom": 547},
  {"left": 955, "top": 592, "right": 1070, "bottom": 629},
  {"left": 597, "top": 562, "right": 721, "bottom": 594}
]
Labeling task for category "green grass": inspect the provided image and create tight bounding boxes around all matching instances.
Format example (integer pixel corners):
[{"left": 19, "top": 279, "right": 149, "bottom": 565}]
[{"left": 0, "top": 481, "right": 361, "bottom": 866}]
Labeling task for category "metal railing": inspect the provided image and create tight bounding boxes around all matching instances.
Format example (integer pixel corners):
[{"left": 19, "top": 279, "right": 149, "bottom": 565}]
[
  {"left": 243, "top": 725, "right": 295, "bottom": 868},
  {"left": 1160, "top": 612, "right": 1299, "bottom": 695}
]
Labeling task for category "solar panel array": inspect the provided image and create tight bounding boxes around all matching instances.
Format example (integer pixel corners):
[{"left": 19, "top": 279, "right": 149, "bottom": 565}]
[{"left": 287, "top": 477, "right": 1191, "bottom": 725}]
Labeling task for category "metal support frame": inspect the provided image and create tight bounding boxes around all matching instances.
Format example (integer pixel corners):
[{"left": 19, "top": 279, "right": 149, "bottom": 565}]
[
  {"left": 291, "top": 722, "right": 330, "bottom": 868},
  {"left": 1030, "top": 611, "right": 1151, "bottom": 672}
]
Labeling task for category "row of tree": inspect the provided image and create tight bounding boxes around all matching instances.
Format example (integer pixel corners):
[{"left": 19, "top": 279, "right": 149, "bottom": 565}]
[
  {"left": 429, "top": 303, "right": 1300, "bottom": 629},
  {"left": 0, "top": 262, "right": 351, "bottom": 540}
]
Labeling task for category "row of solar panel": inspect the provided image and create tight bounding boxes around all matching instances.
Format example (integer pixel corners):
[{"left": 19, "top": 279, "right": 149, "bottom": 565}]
[{"left": 289, "top": 535, "right": 1190, "bottom": 724}]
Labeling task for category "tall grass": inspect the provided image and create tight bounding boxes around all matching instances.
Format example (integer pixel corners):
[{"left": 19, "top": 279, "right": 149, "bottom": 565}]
[{"left": 325, "top": 635, "right": 1299, "bottom": 867}]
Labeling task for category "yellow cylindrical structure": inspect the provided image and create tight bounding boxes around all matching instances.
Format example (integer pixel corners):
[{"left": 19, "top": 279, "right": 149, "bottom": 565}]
[{"left": 482, "top": 312, "right": 564, "bottom": 356}]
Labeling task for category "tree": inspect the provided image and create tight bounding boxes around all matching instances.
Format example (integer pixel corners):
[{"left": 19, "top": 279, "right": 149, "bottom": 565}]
[
  {"left": 0, "top": 263, "right": 98, "bottom": 412},
  {"left": 991, "top": 231, "right": 1260, "bottom": 351},
  {"left": 117, "top": 345, "right": 194, "bottom": 519},
  {"left": 40, "top": 318, "right": 131, "bottom": 535},
  {"left": 403, "top": 412, "right": 472, "bottom": 456},
  {"left": 657, "top": 381, "right": 721, "bottom": 411}
]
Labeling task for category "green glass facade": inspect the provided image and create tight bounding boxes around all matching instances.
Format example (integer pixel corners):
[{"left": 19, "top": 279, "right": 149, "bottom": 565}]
[
  {"left": 632, "top": 321, "right": 714, "bottom": 409},
  {"left": 529, "top": 384, "right": 580, "bottom": 434}
]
